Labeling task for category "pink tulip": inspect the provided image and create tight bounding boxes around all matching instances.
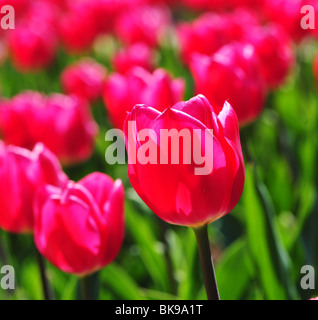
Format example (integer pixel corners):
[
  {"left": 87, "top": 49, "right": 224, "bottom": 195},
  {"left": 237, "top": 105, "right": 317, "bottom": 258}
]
[
  {"left": 7, "top": 19, "right": 58, "bottom": 71},
  {"left": 190, "top": 43, "right": 266, "bottom": 126},
  {"left": 244, "top": 24, "right": 294, "bottom": 89},
  {"left": 262, "top": 0, "right": 307, "bottom": 43},
  {"left": 34, "top": 172, "right": 125, "bottom": 275},
  {"left": 58, "top": 2, "right": 98, "bottom": 53},
  {"left": 61, "top": 58, "right": 107, "bottom": 103},
  {"left": 114, "top": 5, "right": 172, "bottom": 48},
  {"left": 0, "top": 0, "right": 30, "bottom": 21},
  {"left": 0, "top": 142, "right": 67, "bottom": 233},
  {"left": 0, "top": 91, "right": 98, "bottom": 164},
  {"left": 124, "top": 94, "right": 245, "bottom": 227},
  {"left": 177, "top": 10, "right": 258, "bottom": 65},
  {"left": 103, "top": 67, "right": 185, "bottom": 130},
  {"left": 86, "top": 0, "right": 133, "bottom": 35},
  {"left": 112, "top": 43, "right": 155, "bottom": 74}
]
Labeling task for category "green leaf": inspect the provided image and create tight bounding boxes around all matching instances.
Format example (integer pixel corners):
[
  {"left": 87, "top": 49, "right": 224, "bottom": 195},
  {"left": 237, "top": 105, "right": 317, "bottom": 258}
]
[
  {"left": 124, "top": 197, "right": 170, "bottom": 292},
  {"left": 101, "top": 263, "right": 145, "bottom": 300},
  {"left": 166, "top": 228, "right": 198, "bottom": 299},
  {"left": 243, "top": 164, "right": 298, "bottom": 300},
  {"left": 216, "top": 238, "right": 254, "bottom": 300}
]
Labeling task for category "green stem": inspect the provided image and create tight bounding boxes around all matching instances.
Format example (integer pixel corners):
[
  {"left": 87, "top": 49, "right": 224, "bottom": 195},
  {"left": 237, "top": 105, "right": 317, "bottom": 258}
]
[
  {"left": 80, "top": 275, "right": 91, "bottom": 300},
  {"left": 158, "top": 220, "right": 177, "bottom": 295},
  {"left": 193, "top": 225, "right": 220, "bottom": 300},
  {"left": 35, "top": 248, "right": 54, "bottom": 300},
  {"left": 0, "top": 231, "right": 8, "bottom": 266}
]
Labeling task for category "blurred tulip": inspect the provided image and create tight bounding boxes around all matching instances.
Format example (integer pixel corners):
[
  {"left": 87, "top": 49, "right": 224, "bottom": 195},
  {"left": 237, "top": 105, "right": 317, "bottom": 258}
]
[
  {"left": 8, "top": 19, "right": 58, "bottom": 71},
  {"left": 112, "top": 43, "right": 155, "bottom": 74},
  {"left": 177, "top": 10, "right": 258, "bottom": 65},
  {"left": 0, "top": 91, "right": 98, "bottom": 164},
  {"left": 114, "top": 5, "right": 171, "bottom": 48},
  {"left": 124, "top": 94, "right": 245, "bottom": 227},
  {"left": 86, "top": 0, "right": 131, "bottom": 35},
  {"left": 34, "top": 172, "right": 125, "bottom": 275},
  {"left": 0, "top": 142, "right": 67, "bottom": 233},
  {"left": 58, "top": 2, "right": 98, "bottom": 53},
  {"left": 181, "top": 0, "right": 264, "bottom": 11},
  {"left": 262, "top": 0, "right": 307, "bottom": 43},
  {"left": 244, "top": 24, "right": 294, "bottom": 89},
  {"left": 103, "top": 67, "right": 185, "bottom": 130},
  {"left": 61, "top": 58, "right": 107, "bottom": 103},
  {"left": 0, "top": 0, "right": 30, "bottom": 21},
  {"left": 190, "top": 43, "right": 266, "bottom": 126}
]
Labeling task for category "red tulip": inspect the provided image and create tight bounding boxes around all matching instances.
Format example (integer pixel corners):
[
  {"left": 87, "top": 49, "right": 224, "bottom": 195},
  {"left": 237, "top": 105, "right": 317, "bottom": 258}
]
[
  {"left": 181, "top": 0, "right": 264, "bottom": 12},
  {"left": 112, "top": 43, "right": 155, "bottom": 74},
  {"left": 103, "top": 67, "right": 185, "bottom": 130},
  {"left": 25, "top": 0, "right": 60, "bottom": 28},
  {"left": 0, "top": 91, "right": 98, "bottom": 164},
  {"left": 42, "top": 0, "right": 70, "bottom": 10},
  {"left": 0, "top": 142, "right": 67, "bottom": 233},
  {"left": 124, "top": 94, "right": 245, "bottom": 227},
  {"left": 61, "top": 58, "right": 107, "bottom": 103},
  {"left": 177, "top": 10, "right": 258, "bottom": 65},
  {"left": 34, "top": 172, "right": 125, "bottom": 275},
  {"left": 190, "top": 43, "right": 266, "bottom": 126},
  {"left": 86, "top": 0, "right": 133, "bottom": 35},
  {"left": 262, "top": 0, "right": 307, "bottom": 43},
  {"left": 7, "top": 19, "right": 58, "bottom": 71},
  {"left": 244, "top": 24, "right": 294, "bottom": 89},
  {"left": 58, "top": 2, "right": 98, "bottom": 53},
  {"left": 114, "top": 5, "right": 171, "bottom": 48},
  {"left": 0, "top": 0, "right": 30, "bottom": 21}
]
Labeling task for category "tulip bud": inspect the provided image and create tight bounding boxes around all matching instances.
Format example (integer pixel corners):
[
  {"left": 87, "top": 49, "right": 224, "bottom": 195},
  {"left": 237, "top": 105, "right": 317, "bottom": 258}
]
[
  {"left": 244, "top": 24, "right": 294, "bottom": 89},
  {"left": 262, "top": 0, "right": 307, "bottom": 43},
  {"left": 190, "top": 43, "right": 266, "bottom": 126},
  {"left": 112, "top": 43, "right": 155, "bottom": 74},
  {"left": 58, "top": 2, "right": 98, "bottom": 53},
  {"left": 0, "top": 142, "right": 67, "bottom": 233},
  {"left": 177, "top": 10, "right": 258, "bottom": 65},
  {"left": 61, "top": 58, "right": 107, "bottom": 103},
  {"left": 0, "top": 91, "right": 98, "bottom": 164},
  {"left": 124, "top": 95, "right": 245, "bottom": 227},
  {"left": 8, "top": 20, "right": 58, "bottom": 71},
  {"left": 103, "top": 67, "right": 185, "bottom": 130},
  {"left": 114, "top": 5, "right": 171, "bottom": 48},
  {"left": 34, "top": 172, "right": 125, "bottom": 275}
]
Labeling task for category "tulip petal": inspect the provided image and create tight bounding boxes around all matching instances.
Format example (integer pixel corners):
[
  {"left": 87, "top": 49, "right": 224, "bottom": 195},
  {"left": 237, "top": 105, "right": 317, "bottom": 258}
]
[{"left": 218, "top": 101, "right": 245, "bottom": 212}]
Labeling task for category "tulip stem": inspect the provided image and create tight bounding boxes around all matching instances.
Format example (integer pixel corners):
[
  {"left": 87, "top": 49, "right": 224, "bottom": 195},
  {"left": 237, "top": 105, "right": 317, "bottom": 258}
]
[
  {"left": 80, "top": 276, "right": 90, "bottom": 300},
  {"left": 35, "top": 248, "right": 54, "bottom": 300},
  {"left": 193, "top": 225, "right": 220, "bottom": 300},
  {"left": 0, "top": 231, "right": 8, "bottom": 266}
]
